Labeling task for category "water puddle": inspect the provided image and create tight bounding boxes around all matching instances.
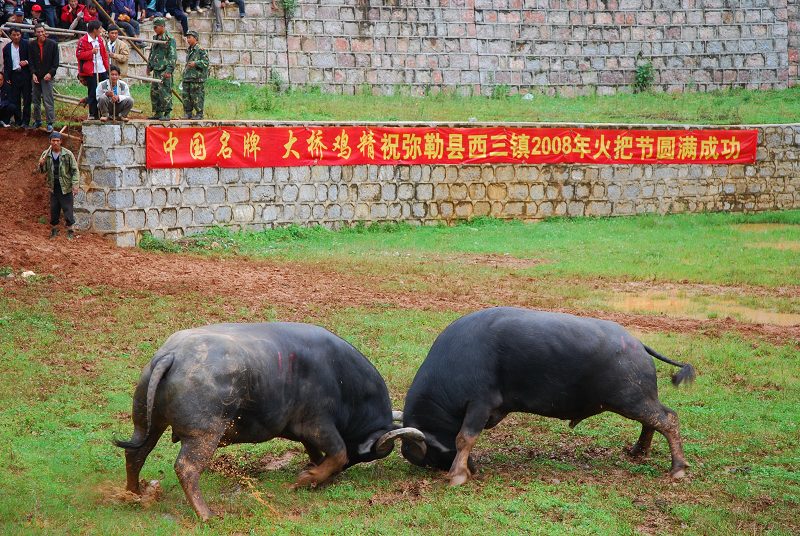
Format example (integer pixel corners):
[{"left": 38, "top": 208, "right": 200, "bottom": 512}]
[{"left": 610, "top": 292, "right": 800, "bottom": 326}]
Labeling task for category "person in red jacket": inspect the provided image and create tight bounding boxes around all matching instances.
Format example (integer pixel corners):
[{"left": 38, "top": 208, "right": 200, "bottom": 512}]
[
  {"left": 75, "top": 20, "right": 108, "bottom": 120},
  {"left": 59, "top": 0, "right": 87, "bottom": 31}
]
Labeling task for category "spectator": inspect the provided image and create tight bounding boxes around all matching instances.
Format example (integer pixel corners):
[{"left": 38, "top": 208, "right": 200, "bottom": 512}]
[
  {"left": 142, "top": 0, "right": 160, "bottom": 20},
  {"left": 36, "top": 0, "right": 58, "bottom": 28},
  {"left": 0, "top": 30, "right": 9, "bottom": 72},
  {"left": 29, "top": 23, "right": 58, "bottom": 132},
  {"left": 181, "top": 0, "right": 199, "bottom": 14},
  {"left": 38, "top": 131, "right": 80, "bottom": 240},
  {"left": 1, "top": 27, "right": 31, "bottom": 127},
  {"left": 209, "top": 0, "right": 221, "bottom": 31},
  {"left": 29, "top": 4, "right": 44, "bottom": 26},
  {"left": 9, "top": 8, "right": 33, "bottom": 38},
  {"left": 2, "top": 0, "right": 16, "bottom": 24},
  {"left": 59, "top": 0, "right": 86, "bottom": 31},
  {"left": 221, "top": 0, "right": 243, "bottom": 19},
  {"left": 96, "top": 64, "right": 132, "bottom": 120},
  {"left": 75, "top": 19, "right": 108, "bottom": 119},
  {"left": 181, "top": 29, "right": 207, "bottom": 119},
  {"left": 82, "top": 3, "right": 99, "bottom": 24},
  {"left": 112, "top": 0, "right": 144, "bottom": 48},
  {"left": 145, "top": 16, "right": 174, "bottom": 119},
  {"left": 0, "top": 71, "right": 16, "bottom": 127},
  {"left": 162, "top": 0, "right": 187, "bottom": 36},
  {"left": 105, "top": 25, "right": 128, "bottom": 76}
]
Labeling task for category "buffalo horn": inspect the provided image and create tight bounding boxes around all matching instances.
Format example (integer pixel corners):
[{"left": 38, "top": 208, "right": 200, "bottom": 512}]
[{"left": 375, "top": 427, "right": 426, "bottom": 457}]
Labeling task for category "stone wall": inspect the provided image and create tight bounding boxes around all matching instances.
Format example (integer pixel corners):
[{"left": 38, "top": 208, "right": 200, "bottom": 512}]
[
  {"left": 77, "top": 121, "right": 800, "bottom": 247},
  {"left": 57, "top": 0, "right": 795, "bottom": 96}
]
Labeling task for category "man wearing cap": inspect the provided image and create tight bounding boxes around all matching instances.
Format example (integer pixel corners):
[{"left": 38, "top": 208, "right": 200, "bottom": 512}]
[
  {"left": 29, "top": 24, "right": 59, "bottom": 132},
  {"left": 8, "top": 7, "right": 33, "bottom": 38},
  {"left": 2, "top": 26, "right": 32, "bottom": 127},
  {"left": 181, "top": 30, "right": 208, "bottom": 119},
  {"left": 38, "top": 131, "right": 80, "bottom": 240},
  {"left": 146, "top": 16, "right": 176, "bottom": 120}
]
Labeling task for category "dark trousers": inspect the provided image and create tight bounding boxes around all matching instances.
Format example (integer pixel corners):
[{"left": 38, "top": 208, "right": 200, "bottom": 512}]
[
  {"left": 9, "top": 69, "right": 31, "bottom": 126},
  {"left": 50, "top": 179, "right": 75, "bottom": 228},
  {"left": 0, "top": 101, "right": 16, "bottom": 124},
  {"left": 86, "top": 71, "right": 109, "bottom": 119}
]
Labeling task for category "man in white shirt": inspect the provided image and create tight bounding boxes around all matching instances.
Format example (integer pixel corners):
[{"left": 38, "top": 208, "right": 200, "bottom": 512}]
[{"left": 96, "top": 65, "right": 133, "bottom": 121}]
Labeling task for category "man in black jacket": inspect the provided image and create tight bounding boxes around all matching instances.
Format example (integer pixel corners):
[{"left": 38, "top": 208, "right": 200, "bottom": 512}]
[
  {"left": 29, "top": 24, "right": 59, "bottom": 131},
  {"left": 1, "top": 27, "right": 31, "bottom": 128}
]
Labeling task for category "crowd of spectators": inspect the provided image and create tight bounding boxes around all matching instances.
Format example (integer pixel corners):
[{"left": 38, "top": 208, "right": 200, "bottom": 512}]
[{"left": 2, "top": 0, "right": 246, "bottom": 37}]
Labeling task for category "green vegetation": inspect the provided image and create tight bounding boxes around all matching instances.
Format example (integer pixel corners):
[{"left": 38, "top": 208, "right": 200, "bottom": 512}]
[
  {"left": 152, "top": 210, "right": 800, "bottom": 288},
  {"left": 56, "top": 81, "right": 800, "bottom": 124},
  {"left": 1, "top": 212, "right": 798, "bottom": 533}
]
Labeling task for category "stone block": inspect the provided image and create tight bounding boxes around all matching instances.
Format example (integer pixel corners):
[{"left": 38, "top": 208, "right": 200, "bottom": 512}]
[
  {"left": 93, "top": 168, "right": 123, "bottom": 188},
  {"left": 228, "top": 186, "right": 251, "bottom": 203},
  {"left": 233, "top": 205, "right": 255, "bottom": 222},
  {"left": 299, "top": 184, "right": 317, "bottom": 201},
  {"left": 359, "top": 183, "right": 381, "bottom": 200},
  {"left": 262, "top": 205, "right": 280, "bottom": 222},
  {"left": 161, "top": 208, "right": 177, "bottom": 226},
  {"left": 241, "top": 168, "right": 263, "bottom": 183},
  {"left": 115, "top": 232, "right": 137, "bottom": 248},
  {"left": 221, "top": 168, "right": 240, "bottom": 184},
  {"left": 186, "top": 168, "right": 219, "bottom": 185},
  {"left": 382, "top": 183, "right": 397, "bottom": 201},
  {"left": 252, "top": 185, "right": 276, "bottom": 202},
  {"left": 282, "top": 184, "right": 299, "bottom": 202},
  {"left": 183, "top": 187, "right": 206, "bottom": 204},
  {"left": 93, "top": 210, "right": 124, "bottom": 231},
  {"left": 178, "top": 207, "right": 193, "bottom": 227},
  {"left": 108, "top": 190, "right": 134, "bottom": 209},
  {"left": 150, "top": 168, "right": 179, "bottom": 186},
  {"left": 508, "top": 183, "right": 528, "bottom": 200},
  {"left": 195, "top": 207, "right": 215, "bottom": 225},
  {"left": 487, "top": 183, "right": 507, "bottom": 200},
  {"left": 125, "top": 210, "right": 146, "bottom": 229}
]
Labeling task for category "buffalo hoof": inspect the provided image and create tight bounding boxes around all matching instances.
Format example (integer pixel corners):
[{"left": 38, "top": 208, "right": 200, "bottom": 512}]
[
  {"left": 625, "top": 445, "right": 649, "bottom": 460},
  {"left": 447, "top": 471, "right": 471, "bottom": 486},
  {"left": 670, "top": 467, "right": 687, "bottom": 479}
]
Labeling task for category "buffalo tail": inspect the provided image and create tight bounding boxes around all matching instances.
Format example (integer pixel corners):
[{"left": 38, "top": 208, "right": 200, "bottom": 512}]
[
  {"left": 114, "top": 353, "right": 175, "bottom": 449},
  {"left": 643, "top": 344, "right": 696, "bottom": 386}
]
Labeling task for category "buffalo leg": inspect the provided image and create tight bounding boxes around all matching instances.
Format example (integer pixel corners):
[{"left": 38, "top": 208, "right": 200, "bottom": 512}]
[
  {"left": 448, "top": 403, "right": 492, "bottom": 486},
  {"left": 293, "top": 427, "right": 348, "bottom": 488},
  {"left": 621, "top": 401, "right": 689, "bottom": 478},
  {"left": 301, "top": 441, "right": 325, "bottom": 466},
  {"left": 627, "top": 426, "right": 655, "bottom": 459},
  {"left": 174, "top": 431, "right": 223, "bottom": 521},
  {"left": 124, "top": 424, "right": 168, "bottom": 494}
]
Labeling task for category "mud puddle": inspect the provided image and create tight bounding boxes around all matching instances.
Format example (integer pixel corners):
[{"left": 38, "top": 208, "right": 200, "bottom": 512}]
[{"left": 609, "top": 292, "right": 800, "bottom": 326}]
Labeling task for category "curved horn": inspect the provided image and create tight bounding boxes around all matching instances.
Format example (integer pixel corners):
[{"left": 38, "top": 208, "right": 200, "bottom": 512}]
[
  {"left": 374, "top": 427, "right": 425, "bottom": 457},
  {"left": 392, "top": 411, "right": 403, "bottom": 422}
]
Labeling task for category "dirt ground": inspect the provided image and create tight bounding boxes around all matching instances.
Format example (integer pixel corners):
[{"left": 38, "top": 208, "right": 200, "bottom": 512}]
[{"left": 0, "top": 128, "right": 797, "bottom": 345}]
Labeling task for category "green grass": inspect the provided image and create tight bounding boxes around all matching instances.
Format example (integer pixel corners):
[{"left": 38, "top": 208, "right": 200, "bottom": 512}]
[
  {"left": 1, "top": 211, "right": 798, "bottom": 533},
  {"left": 55, "top": 81, "right": 800, "bottom": 124},
  {"left": 150, "top": 210, "right": 800, "bottom": 288},
  {"left": 0, "top": 284, "right": 797, "bottom": 534}
]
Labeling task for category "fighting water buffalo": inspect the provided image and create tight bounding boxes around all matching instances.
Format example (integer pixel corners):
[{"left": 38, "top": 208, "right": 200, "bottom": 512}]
[
  {"left": 115, "top": 323, "right": 424, "bottom": 521},
  {"left": 401, "top": 307, "right": 696, "bottom": 486}
]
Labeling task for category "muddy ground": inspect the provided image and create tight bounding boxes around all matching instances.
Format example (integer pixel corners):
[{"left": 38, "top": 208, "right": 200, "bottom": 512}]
[{"left": 0, "top": 128, "right": 797, "bottom": 346}]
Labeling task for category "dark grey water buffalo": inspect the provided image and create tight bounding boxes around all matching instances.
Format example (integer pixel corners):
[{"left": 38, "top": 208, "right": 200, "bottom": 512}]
[
  {"left": 115, "top": 322, "right": 424, "bottom": 521},
  {"left": 401, "top": 307, "right": 695, "bottom": 486}
]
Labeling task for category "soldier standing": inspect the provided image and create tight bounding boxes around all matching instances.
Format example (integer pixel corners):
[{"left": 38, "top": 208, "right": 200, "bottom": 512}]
[
  {"left": 146, "top": 17, "right": 176, "bottom": 120},
  {"left": 181, "top": 30, "right": 209, "bottom": 120}
]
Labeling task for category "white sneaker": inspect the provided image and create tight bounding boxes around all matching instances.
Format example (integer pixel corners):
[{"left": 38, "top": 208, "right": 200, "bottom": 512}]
[
  {"left": 197, "top": 7, "right": 205, "bottom": 12},
  {"left": 166, "top": 12, "right": 172, "bottom": 18}
]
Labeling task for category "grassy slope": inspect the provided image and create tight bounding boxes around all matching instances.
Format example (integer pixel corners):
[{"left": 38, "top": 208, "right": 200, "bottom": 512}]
[{"left": 56, "top": 82, "right": 800, "bottom": 124}]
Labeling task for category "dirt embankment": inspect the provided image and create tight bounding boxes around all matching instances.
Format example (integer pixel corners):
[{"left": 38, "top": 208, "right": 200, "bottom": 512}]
[{"left": 0, "top": 129, "right": 796, "bottom": 345}]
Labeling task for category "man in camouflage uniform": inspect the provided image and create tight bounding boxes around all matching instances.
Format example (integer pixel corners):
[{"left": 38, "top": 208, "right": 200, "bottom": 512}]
[
  {"left": 146, "top": 17, "right": 177, "bottom": 120},
  {"left": 181, "top": 30, "right": 209, "bottom": 120}
]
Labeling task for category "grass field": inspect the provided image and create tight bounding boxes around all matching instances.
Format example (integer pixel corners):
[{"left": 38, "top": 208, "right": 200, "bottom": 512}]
[
  {"left": 56, "top": 81, "right": 800, "bottom": 124},
  {"left": 1, "top": 211, "right": 799, "bottom": 534}
]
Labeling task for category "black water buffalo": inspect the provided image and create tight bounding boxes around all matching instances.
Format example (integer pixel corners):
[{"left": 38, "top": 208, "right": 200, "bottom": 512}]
[
  {"left": 115, "top": 323, "right": 424, "bottom": 521},
  {"left": 401, "top": 307, "right": 695, "bottom": 486}
]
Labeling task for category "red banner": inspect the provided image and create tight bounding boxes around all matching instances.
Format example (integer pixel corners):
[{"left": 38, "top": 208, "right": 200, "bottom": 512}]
[{"left": 145, "top": 126, "right": 758, "bottom": 169}]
